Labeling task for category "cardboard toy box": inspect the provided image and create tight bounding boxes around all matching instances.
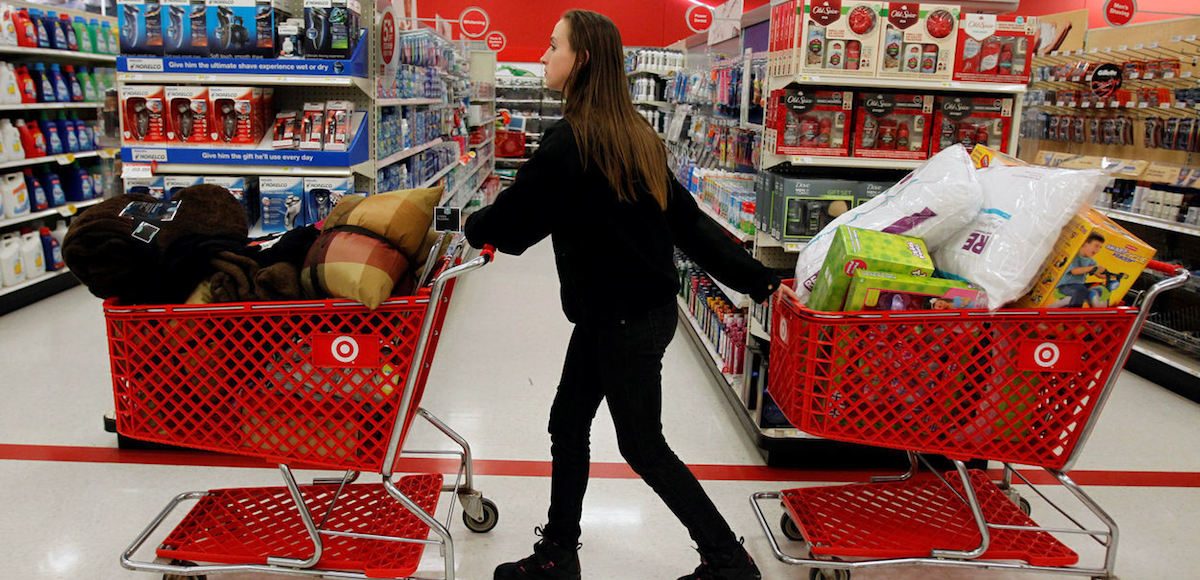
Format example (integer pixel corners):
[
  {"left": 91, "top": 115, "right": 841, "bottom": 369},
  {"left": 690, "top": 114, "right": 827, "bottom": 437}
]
[
  {"left": 161, "top": 0, "right": 208, "bottom": 56},
  {"left": 121, "top": 85, "right": 167, "bottom": 143},
  {"left": 851, "top": 91, "right": 935, "bottom": 160},
  {"left": 118, "top": 0, "right": 165, "bottom": 55},
  {"left": 931, "top": 95, "right": 1013, "bottom": 155},
  {"left": 808, "top": 225, "right": 935, "bottom": 311},
  {"left": 770, "top": 87, "right": 853, "bottom": 157},
  {"left": 772, "top": 176, "right": 856, "bottom": 244},
  {"left": 165, "top": 86, "right": 211, "bottom": 144},
  {"left": 1018, "top": 209, "right": 1156, "bottom": 309},
  {"left": 877, "top": 3, "right": 959, "bottom": 81},
  {"left": 953, "top": 13, "right": 1035, "bottom": 84},
  {"left": 845, "top": 270, "right": 987, "bottom": 311},
  {"left": 799, "top": 0, "right": 883, "bottom": 76}
]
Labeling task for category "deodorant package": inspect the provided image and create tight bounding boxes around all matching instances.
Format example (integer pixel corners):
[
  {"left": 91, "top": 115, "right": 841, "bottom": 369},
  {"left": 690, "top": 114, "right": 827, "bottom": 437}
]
[
  {"left": 260, "top": 176, "right": 306, "bottom": 233},
  {"left": 118, "top": 0, "right": 164, "bottom": 55},
  {"left": 165, "top": 86, "right": 210, "bottom": 143},
  {"left": 877, "top": 3, "right": 959, "bottom": 81},
  {"left": 767, "top": 87, "right": 852, "bottom": 157},
  {"left": 124, "top": 176, "right": 166, "bottom": 200},
  {"left": 954, "top": 14, "right": 1035, "bottom": 84},
  {"left": 931, "top": 95, "right": 1014, "bottom": 155},
  {"left": 163, "top": 175, "right": 204, "bottom": 200},
  {"left": 207, "top": 0, "right": 281, "bottom": 57},
  {"left": 205, "top": 175, "right": 259, "bottom": 224},
  {"left": 303, "top": 0, "right": 361, "bottom": 59},
  {"left": 851, "top": 92, "right": 935, "bottom": 160},
  {"left": 792, "top": 145, "right": 982, "bottom": 303},
  {"left": 799, "top": 1, "right": 883, "bottom": 76},
  {"left": 160, "top": 0, "right": 207, "bottom": 56},
  {"left": 304, "top": 176, "right": 351, "bottom": 224},
  {"left": 121, "top": 85, "right": 166, "bottom": 143}
]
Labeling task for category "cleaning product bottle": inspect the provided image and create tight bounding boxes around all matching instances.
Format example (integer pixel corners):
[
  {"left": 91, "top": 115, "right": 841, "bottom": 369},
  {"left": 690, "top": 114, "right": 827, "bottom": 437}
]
[
  {"left": 0, "top": 4, "right": 17, "bottom": 46},
  {"left": 48, "top": 64, "right": 69, "bottom": 102},
  {"left": 42, "top": 169, "right": 64, "bottom": 206},
  {"left": 63, "top": 65, "right": 82, "bottom": 102},
  {"left": 2, "top": 170, "right": 29, "bottom": 218},
  {"left": 46, "top": 11, "right": 66, "bottom": 49},
  {"left": 0, "top": 119, "right": 20, "bottom": 161},
  {"left": 27, "top": 8, "right": 48, "bottom": 48},
  {"left": 59, "top": 13, "right": 76, "bottom": 51},
  {"left": 73, "top": 16, "right": 90, "bottom": 52},
  {"left": 77, "top": 66, "right": 96, "bottom": 102},
  {"left": 100, "top": 20, "right": 114, "bottom": 54},
  {"left": 30, "top": 63, "right": 52, "bottom": 102},
  {"left": 13, "top": 8, "right": 35, "bottom": 47},
  {"left": 58, "top": 113, "right": 78, "bottom": 153},
  {"left": 24, "top": 169, "right": 46, "bottom": 210},
  {"left": 40, "top": 226, "right": 63, "bottom": 271},
  {"left": 90, "top": 167, "right": 104, "bottom": 198},
  {"left": 61, "top": 166, "right": 83, "bottom": 201},
  {"left": 14, "top": 64, "right": 35, "bottom": 103},
  {"left": 72, "top": 117, "right": 89, "bottom": 152},
  {"left": 76, "top": 164, "right": 93, "bottom": 199},
  {"left": 20, "top": 231, "right": 44, "bottom": 278},
  {"left": 51, "top": 220, "right": 67, "bottom": 246},
  {"left": 16, "top": 119, "right": 45, "bottom": 158},
  {"left": 88, "top": 18, "right": 101, "bottom": 54},
  {"left": 39, "top": 113, "right": 62, "bottom": 155},
  {"left": 0, "top": 234, "right": 24, "bottom": 286},
  {"left": 0, "top": 62, "right": 18, "bottom": 103}
]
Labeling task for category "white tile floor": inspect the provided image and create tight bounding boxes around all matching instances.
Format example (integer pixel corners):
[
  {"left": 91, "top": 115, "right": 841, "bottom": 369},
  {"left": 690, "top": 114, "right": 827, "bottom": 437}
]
[{"left": 1, "top": 239, "right": 1198, "bottom": 580}]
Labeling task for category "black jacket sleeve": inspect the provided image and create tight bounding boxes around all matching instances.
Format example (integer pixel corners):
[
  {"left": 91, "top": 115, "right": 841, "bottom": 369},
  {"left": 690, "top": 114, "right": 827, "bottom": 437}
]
[
  {"left": 666, "top": 175, "right": 780, "bottom": 303},
  {"left": 463, "top": 127, "right": 572, "bottom": 255}
]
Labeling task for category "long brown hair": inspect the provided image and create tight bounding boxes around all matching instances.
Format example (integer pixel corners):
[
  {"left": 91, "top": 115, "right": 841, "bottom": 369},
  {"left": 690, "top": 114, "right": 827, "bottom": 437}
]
[{"left": 560, "top": 10, "right": 669, "bottom": 210}]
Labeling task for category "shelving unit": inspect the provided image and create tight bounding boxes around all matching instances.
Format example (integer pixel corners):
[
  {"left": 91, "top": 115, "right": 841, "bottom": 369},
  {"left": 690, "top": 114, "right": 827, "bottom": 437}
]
[
  {"left": 0, "top": 198, "right": 102, "bottom": 230},
  {"left": 676, "top": 296, "right": 741, "bottom": 391},
  {"left": 0, "top": 102, "right": 106, "bottom": 112},
  {"left": 0, "top": 149, "right": 115, "bottom": 172},
  {"left": 377, "top": 138, "right": 446, "bottom": 170},
  {"left": 1101, "top": 208, "right": 1200, "bottom": 238},
  {"left": 0, "top": 45, "right": 115, "bottom": 63}
]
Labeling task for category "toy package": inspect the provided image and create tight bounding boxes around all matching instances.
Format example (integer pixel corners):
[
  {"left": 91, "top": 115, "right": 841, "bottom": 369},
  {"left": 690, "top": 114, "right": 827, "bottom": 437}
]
[
  {"left": 207, "top": 0, "right": 280, "bottom": 57},
  {"left": 121, "top": 85, "right": 166, "bottom": 143},
  {"left": 165, "top": 86, "right": 210, "bottom": 144},
  {"left": 208, "top": 86, "right": 261, "bottom": 144},
  {"left": 851, "top": 92, "right": 934, "bottom": 160},
  {"left": 260, "top": 176, "right": 306, "bottom": 233},
  {"left": 953, "top": 13, "right": 1035, "bottom": 84},
  {"left": 772, "top": 176, "right": 856, "bottom": 243},
  {"left": 931, "top": 95, "right": 1013, "bottom": 154},
  {"left": 303, "top": 0, "right": 360, "bottom": 59},
  {"left": 1018, "top": 208, "right": 1155, "bottom": 309},
  {"left": 322, "top": 100, "right": 354, "bottom": 151},
  {"left": 878, "top": 3, "right": 959, "bottom": 81},
  {"left": 161, "top": 0, "right": 207, "bottom": 56},
  {"left": 799, "top": 1, "right": 883, "bottom": 76},
  {"left": 304, "top": 176, "right": 351, "bottom": 224},
  {"left": 845, "top": 270, "right": 986, "bottom": 311},
  {"left": 300, "top": 102, "right": 326, "bottom": 150},
  {"left": 768, "top": 87, "right": 853, "bottom": 157},
  {"left": 808, "top": 225, "right": 935, "bottom": 312},
  {"left": 118, "top": 0, "right": 164, "bottom": 55}
]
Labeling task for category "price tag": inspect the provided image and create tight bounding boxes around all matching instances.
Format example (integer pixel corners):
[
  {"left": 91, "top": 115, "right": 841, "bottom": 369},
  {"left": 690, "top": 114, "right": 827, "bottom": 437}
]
[
  {"left": 1056, "top": 101, "right": 1065, "bottom": 107},
  {"left": 1173, "top": 35, "right": 1182, "bottom": 42},
  {"left": 55, "top": 154, "right": 74, "bottom": 165},
  {"left": 1178, "top": 102, "right": 1189, "bottom": 109},
  {"left": 1097, "top": 102, "right": 1106, "bottom": 109},
  {"left": 122, "top": 163, "right": 154, "bottom": 179},
  {"left": 1149, "top": 42, "right": 1159, "bottom": 49},
  {"left": 1068, "top": 102, "right": 1077, "bottom": 108},
  {"left": 97, "top": 149, "right": 115, "bottom": 159},
  {"left": 1089, "top": 48, "right": 1099, "bottom": 54},
  {"left": 1111, "top": 100, "right": 1121, "bottom": 108},
  {"left": 1160, "top": 103, "right": 1172, "bottom": 109},
  {"left": 1050, "top": 50, "right": 1060, "bottom": 56},
  {"left": 1130, "top": 72, "right": 1140, "bottom": 79},
  {"left": 56, "top": 203, "right": 78, "bottom": 217},
  {"left": 1135, "top": 43, "right": 1145, "bottom": 50},
  {"left": 1189, "top": 35, "right": 1198, "bottom": 42},
  {"left": 434, "top": 206, "right": 462, "bottom": 232},
  {"left": 1125, "top": 101, "right": 1136, "bottom": 108},
  {"left": 1184, "top": 72, "right": 1195, "bottom": 78}
]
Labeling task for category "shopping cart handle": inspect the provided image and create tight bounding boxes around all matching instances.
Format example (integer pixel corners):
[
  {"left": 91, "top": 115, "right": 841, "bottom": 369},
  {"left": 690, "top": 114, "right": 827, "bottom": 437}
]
[
  {"left": 480, "top": 244, "right": 496, "bottom": 264},
  {"left": 1147, "top": 260, "right": 1189, "bottom": 276}
]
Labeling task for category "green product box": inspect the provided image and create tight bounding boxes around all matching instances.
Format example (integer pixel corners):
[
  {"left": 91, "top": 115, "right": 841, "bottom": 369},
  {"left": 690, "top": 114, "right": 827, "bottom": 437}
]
[
  {"left": 772, "top": 177, "right": 857, "bottom": 244},
  {"left": 808, "top": 226, "right": 935, "bottom": 312},
  {"left": 844, "top": 271, "right": 988, "bottom": 312}
]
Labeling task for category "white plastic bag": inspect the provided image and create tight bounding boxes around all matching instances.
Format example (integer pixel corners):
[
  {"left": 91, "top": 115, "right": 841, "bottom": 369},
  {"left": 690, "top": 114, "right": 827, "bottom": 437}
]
[
  {"left": 934, "top": 165, "right": 1105, "bottom": 309},
  {"left": 793, "top": 146, "right": 983, "bottom": 302}
]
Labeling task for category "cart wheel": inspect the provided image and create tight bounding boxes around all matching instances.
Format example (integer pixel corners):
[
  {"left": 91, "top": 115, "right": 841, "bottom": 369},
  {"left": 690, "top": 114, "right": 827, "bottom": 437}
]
[
  {"left": 780, "top": 513, "right": 805, "bottom": 542},
  {"left": 809, "top": 568, "right": 850, "bottom": 580},
  {"left": 463, "top": 497, "right": 499, "bottom": 533},
  {"left": 162, "top": 559, "right": 205, "bottom": 580},
  {"left": 1018, "top": 497, "right": 1032, "bottom": 516}
]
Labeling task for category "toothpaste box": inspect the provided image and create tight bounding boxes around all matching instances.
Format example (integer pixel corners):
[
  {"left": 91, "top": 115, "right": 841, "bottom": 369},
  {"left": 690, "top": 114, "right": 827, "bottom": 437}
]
[
  {"left": 259, "top": 176, "right": 306, "bottom": 233},
  {"left": 808, "top": 225, "right": 935, "bottom": 311}
]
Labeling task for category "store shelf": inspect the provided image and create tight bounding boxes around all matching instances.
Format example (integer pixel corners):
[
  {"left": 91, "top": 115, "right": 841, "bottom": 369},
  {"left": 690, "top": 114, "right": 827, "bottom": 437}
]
[
  {"left": 1133, "top": 340, "right": 1200, "bottom": 379},
  {"left": 1100, "top": 208, "right": 1200, "bottom": 238},
  {"left": 442, "top": 156, "right": 492, "bottom": 205},
  {"left": 377, "top": 97, "right": 445, "bottom": 107},
  {"left": 0, "top": 268, "right": 74, "bottom": 299},
  {"left": 741, "top": 122, "right": 764, "bottom": 132},
  {"left": 496, "top": 98, "right": 562, "bottom": 105},
  {"left": 468, "top": 116, "right": 499, "bottom": 128},
  {"left": 0, "top": 45, "right": 115, "bottom": 63},
  {"left": 750, "top": 317, "right": 770, "bottom": 341},
  {"left": 628, "top": 68, "right": 678, "bottom": 77},
  {"left": 634, "top": 100, "right": 672, "bottom": 109},
  {"left": 785, "top": 74, "right": 1027, "bottom": 94},
  {"left": 676, "top": 296, "right": 741, "bottom": 389},
  {"left": 0, "top": 102, "right": 103, "bottom": 112},
  {"left": 471, "top": 97, "right": 495, "bottom": 103},
  {"left": 694, "top": 199, "right": 753, "bottom": 243},
  {"left": 0, "top": 149, "right": 115, "bottom": 172},
  {"left": 0, "top": 198, "right": 102, "bottom": 230},
  {"left": 420, "top": 159, "right": 463, "bottom": 189},
  {"left": 378, "top": 138, "right": 445, "bottom": 170},
  {"left": 756, "top": 231, "right": 806, "bottom": 253},
  {"left": 770, "top": 154, "right": 923, "bottom": 171},
  {"left": 712, "top": 279, "right": 750, "bottom": 309}
]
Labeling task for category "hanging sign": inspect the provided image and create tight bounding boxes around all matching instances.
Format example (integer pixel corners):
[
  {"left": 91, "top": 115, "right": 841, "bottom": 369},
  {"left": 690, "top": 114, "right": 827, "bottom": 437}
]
[
  {"left": 486, "top": 31, "right": 507, "bottom": 52},
  {"left": 707, "top": 0, "right": 744, "bottom": 46},
  {"left": 459, "top": 6, "right": 490, "bottom": 39},
  {"left": 1103, "top": 0, "right": 1136, "bottom": 27},
  {"left": 686, "top": 5, "right": 714, "bottom": 34}
]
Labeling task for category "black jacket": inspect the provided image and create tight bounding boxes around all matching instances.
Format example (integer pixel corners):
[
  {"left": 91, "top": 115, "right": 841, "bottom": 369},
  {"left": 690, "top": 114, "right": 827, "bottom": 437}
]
[{"left": 464, "top": 120, "right": 779, "bottom": 325}]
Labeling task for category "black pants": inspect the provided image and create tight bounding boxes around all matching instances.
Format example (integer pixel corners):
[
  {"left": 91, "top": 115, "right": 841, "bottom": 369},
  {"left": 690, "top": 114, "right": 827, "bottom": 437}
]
[{"left": 542, "top": 302, "right": 740, "bottom": 555}]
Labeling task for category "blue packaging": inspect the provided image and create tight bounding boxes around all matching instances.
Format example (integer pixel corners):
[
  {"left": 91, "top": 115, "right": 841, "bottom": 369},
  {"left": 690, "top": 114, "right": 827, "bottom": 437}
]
[
  {"left": 259, "top": 176, "right": 305, "bottom": 233},
  {"left": 205, "top": 175, "right": 258, "bottom": 223},
  {"left": 41, "top": 170, "right": 66, "bottom": 206},
  {"left": 208, "top": 0, "right": 276, "bottom": 58},
  {"left": 28, "top": 9, "right": 52, "bottom": 49},
  {"left": 65, "top": 66, "right": 83, "bottom": 102},
  {"left": 163, "top": 175, "right": 203, "bottom": 200},
  {"left": 48, "top": 64, "right": 69, "bottom": 102},
  {"left": 25, "top": 170, "right": 48, "bottom": 210},
  {"left": 162, "top": 0, "right": 208, "bottom": 56},
  {"left": 46, "top": 11, "right": 69, "bottom": 49},
  {"left": 31, "top": 64, "right": 54, "bottom": 102},
  {"left": 303, "top": 177, "right": 351, "bottom": 225},
  {"left": 58, "top": 115, "right": 78, "bottom": 153},
  {"left": 60, "top": 166, "right": 85, "bottom": 202},
  {"left": 75, "top": 120, "right": 93, "bottom": 152},
  {"left": 118, "top": 0, "right": 164, "bottom": 55},
  {"left": 40, "top": 118, "right": 63, "bottom": 155},
  {"left": 124, "top": 176, "right": 166, "bottom": 199}
]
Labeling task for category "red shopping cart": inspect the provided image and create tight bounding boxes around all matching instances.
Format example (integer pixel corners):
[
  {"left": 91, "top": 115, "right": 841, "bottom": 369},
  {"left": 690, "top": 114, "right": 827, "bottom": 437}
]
[
  {"left": 751, "top": 260, "right": 1190, "bottom": 580},
  {"left": 112, "top": 237, "right": 498, "bottom": 580}
]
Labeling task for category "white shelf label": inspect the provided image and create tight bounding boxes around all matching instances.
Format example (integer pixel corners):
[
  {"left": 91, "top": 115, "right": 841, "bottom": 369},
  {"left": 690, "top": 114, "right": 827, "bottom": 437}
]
[
  {"left": 1134, "top": 43, "right": 1145, "bottom": 49},
  {"left": 97, "top": 149, "right": 115, "bottom": 159},
  {"left": 1189, "top": 35, "right": 1198, "bottom": 42},
  {"left": 1149, "top": 42, "right": 1159, "bottom": 49},
  {"left": 1138, "top": 102, "right": 1149, "bottom": 108},
  {"left": 1097, "top": 102, "right": 1106, "bottom": 109},
  {"left": 122, "top": 163, "right": 154, "bottom": 179},
  {"left": 54, "top": 154, "right": 74, "bottom": 165},
  {"left": 1184, "top": 72, "right": 1195, "bottom": 78},
  {"left": 1160, "top": 103, "right": 1172, "bottom": 109},
  {"left": 130, "top": 148, "right": 168, "bottom": 163},
  {"left": 125, "top": 58, "right": 164, "bottom": 73},
  {"left": 56, "top": 204, "right": 77, "bottom": 217}
]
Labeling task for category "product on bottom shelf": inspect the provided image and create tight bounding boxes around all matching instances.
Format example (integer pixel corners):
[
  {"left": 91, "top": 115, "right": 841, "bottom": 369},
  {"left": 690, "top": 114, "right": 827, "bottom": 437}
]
[
  {"left": 931, "top": 95, "right": 1013, "bottom": 155},
  {"left": 877, "top": 3, "right": 959, "bottom": 80},
  {"left": 771, "top": 176, "right": 856, "bottom": 243},
  {"left": 0, "top": 233, "right": 24, "bottom": 286},
  {"left": 768, "top": 87, "right": 852, "bottom": 157},
  {"left": 117, "top": 0, "right": 164, "bottom": 55},
  {"left": 164, "top": 175, "right": 204, "bottom": 201},
  {"left": 953, "top": 13, "right": 1035, "bottom": 83},
  {"left": 260, "top": 176, "right": 306, "bottom": 233},
  {"left": 845, "top": 270, "right": 986, "bottom": 311},
  {"left": 165, "top": 86, "right": 210, "bottom": 144},
  {"left": 677, "top": 252, "right": 746, "bottom": 375},
  {"left": 799, "top": 1, "right": 883, "bottom": 75},
  {"left": 1018, "top": 208, "right": 1155, "bottom": 309},
  {"left": 852, "top": 92, "right": 935, "bottom": 160},
  {"left": 161, "top": 0, "right": 208, "bottom": 56},
  {"left": 124, "top": 176, "right": 166, "bottom": 200},
  {"left": 809, "top": 226, "right": 935, "bottom": 312},
  {"left": 204, "top": 175, "right": 258, "bottom": 224},
  {"left": 121, "top": 85, "right": 166, "bottom": 143},
  {"left": 1, "top": 170, "right": 29, "bottom": 218}
]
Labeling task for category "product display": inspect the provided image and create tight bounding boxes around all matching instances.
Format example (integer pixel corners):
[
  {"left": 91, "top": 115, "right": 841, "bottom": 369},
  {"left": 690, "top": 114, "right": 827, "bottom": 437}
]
[
  {"left": 303, "top": 176, "right": 351, "bottom": 223},
  {"left": 118, "top": 0, "right": 163, "bottom": 55},
  {"left": 626, "top": 48, "right": 684, "bottom": 74},
  {"left": 809, "top": 225, "right": 935, "bottom": 312},
  {"left": 677, "top": 250, "right": 746, "bottom": 375},
  {"left": 800, "top": 1, "right": 882, "bottom": 76},
  {"left": 302, "top": 0, "right": 359, "bottom": 59},
  {"left": 259, "top": 176, "right": 306, "bottom": 233},
  {"left": 208, "top": 0, "right": 278, "bottom": 58},
  {"left": 931, "top": 95, "right": 1013, "bottom": 155},
  {"left": 165, "top": 86, "right": 210, "bottom": 144},
  {"left": 122, "top": 85, "right": 166, "bottom": 143},
  {"left": 768, "top": 87, "right": 852, "bottom": 157},
  {"left": 161, "top": 0, "right": 207, "bottom": 56},
  {"left": 770, "top": 176, "right": 856, "bottom": 243},
  {"left": 877, "top": 4, "right": 959, "bottom": 80},
  {"left": 845, "top": 270, "right": 986, "bottom": 311},
  {"left": 299, "top": 101, "right": 325, "bottom": 150},
  {"left": 954, "top": 13, "right": 1034, "bottom": 83},
  {"left": 852, "top": 92, "right": 934, "bottom": 159}
]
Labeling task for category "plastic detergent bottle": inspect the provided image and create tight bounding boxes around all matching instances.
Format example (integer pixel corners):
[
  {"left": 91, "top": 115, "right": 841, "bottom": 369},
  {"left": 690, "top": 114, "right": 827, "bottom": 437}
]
[
  {"left": 48, "top": 64, "right": 69, "bottom": 102},
  {"left": 77, "top": 66, "right": 96, "bottom": 102},
  {"left": 0, "top": 234, "right": 24, "bottom": 286},
  {"left": 88, "top": 18, "right": 102, "bottom": 53},
  {"left": 62, "top": 166, "right": 84, "bottom": 201},
  {"left": 59, "top": 13, "right": 76, "bottom": 51},
  {"left": 24, "top": 169, "right": 47, "bottom": 210},
  {"left": 43, "top": 169, "right": 64, "bottom": 206},
  {"left": 39, "top": 113, "right": 62, "bottom": 155},
  {"left": 30, "top": 63, "right": 53, "bottom": 102},
  {"left": 73, "top": 16, "right": 90, "bottom": 52},
  {"left": 40, "top": 226, "right": 63, "bottom": 271},
  {"left": 14, "top": 64, "right": 35, "bottom": 102},
  {"left": 90, "top": 167, "right": 104, "bottom": 198},
  {"left": 74, "top": 117, "right": 91, "bottom": 152},
  {"left": 100, "top": 21, "right": 114, "bottom": 54},
  {"left": 27, "top": 9, "right": 48, "bottom": 48},
  {"left": 0, "top": 62, "right": 18, "bottom": 103},
  {"left": 78, "top": 166, "right": 93, "bottom": 199},
  {"left": 51, "top": 220, "right": 66, "bottom": 246},
  {"left": 16, "top": 119, "right": 45, "bottom": 158},
  {"left": 13, "top": 8, "right": 35, "bottom": 47},
  {"left": 64, "top": 65, "right": 82, "bottom": 102},
  {"left": 20, "top": 231, "right": 44, "bottom": 278},
  {"left": 58, "top": 113, "right": 78, "bottom": 153},
  {"left": 0, "top": 5, "right": 15, "bottom": 46},
  {"left": 45, "top": 11, "right": 66, "bottom": 49},
  {"left": 0, "top": 119, "right": 21, "bottom": 161},
  {"left": 2, "top": 171, "right": 29, "bottom": 218}
]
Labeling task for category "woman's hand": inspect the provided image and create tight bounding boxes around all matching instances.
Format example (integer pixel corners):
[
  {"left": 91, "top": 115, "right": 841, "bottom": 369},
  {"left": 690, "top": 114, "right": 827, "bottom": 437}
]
[{"left": 775, "top": 282, "right": 801, "bottom": 306}]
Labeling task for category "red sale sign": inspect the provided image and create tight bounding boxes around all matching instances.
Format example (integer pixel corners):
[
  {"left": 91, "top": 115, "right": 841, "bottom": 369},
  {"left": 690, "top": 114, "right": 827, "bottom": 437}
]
[
  {"left": 312, "top": 334, "right": 382, "bottom": 368},
  {"left": 1103, "top": 0, "right": 1137, "bottom": 27}
]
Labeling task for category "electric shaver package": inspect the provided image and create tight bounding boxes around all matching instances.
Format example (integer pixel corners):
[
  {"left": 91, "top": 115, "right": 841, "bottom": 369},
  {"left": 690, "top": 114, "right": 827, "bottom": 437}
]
[
  {"left": 304, "top": 176, "right": 351, "bottom": 224},
  {"left": 205, "top": 175, "right": 259, "bottom": 224},
  {"left": 124, "top": 177, "right": 166, "bottom": 200},
  {"left": 272, "top": 111, "right": 299, "bottom": 149},
  {"left": 208, "top": 86, "right": 262, "bottom": 144},
  {"left": 260, "top": 176, "right": 306, "bottom": 233},
  {"left": 207, "top": 0, "right": 280, "bottom": 58},
  {"left": 122, "top": 85, "right": 167, "bottom": 143},
  {"left": 165, "top": 86, "right": 211, "bottom": 144},
  {"left": 163, "top": 175, "right": 204, "bottom": 200},
  {"left": 322, "top": 100, "right": 354, "bottom": 151},
  {"left": 300, "top": 102, "right": 326, "bottom": 150},
  {"left": 161, "top": 0, "right": 208, "bottom": 56},
  {"left": 119, "top": 0, "right": 165, "bottom": 55},
  {"left": 303, "top": 0, "right": 361, "bottom": 59}
]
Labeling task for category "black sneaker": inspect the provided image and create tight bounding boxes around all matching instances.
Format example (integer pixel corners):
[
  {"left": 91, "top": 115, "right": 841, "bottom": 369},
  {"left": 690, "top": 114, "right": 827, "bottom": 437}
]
[
  {"left": 677, "top": 545, "right": 762, "bottom": 580},
  {"left": 494, "top": 527, "right": 582, "bottom": 580}
]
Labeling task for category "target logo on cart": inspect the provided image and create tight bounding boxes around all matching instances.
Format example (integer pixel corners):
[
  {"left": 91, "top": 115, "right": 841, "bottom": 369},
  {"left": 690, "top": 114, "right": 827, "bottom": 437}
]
[
  {"left": 313, "top": 334, "right": 382, "bottom": 368},
  {"left": 1018, "top": 340, "right": 1084, "bottom": 373}
]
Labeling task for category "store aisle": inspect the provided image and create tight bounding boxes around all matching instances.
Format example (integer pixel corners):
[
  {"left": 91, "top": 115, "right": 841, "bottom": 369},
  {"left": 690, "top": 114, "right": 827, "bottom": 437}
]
[{"left": 1, "top": 239, "right": 1199, "bottom": 579}]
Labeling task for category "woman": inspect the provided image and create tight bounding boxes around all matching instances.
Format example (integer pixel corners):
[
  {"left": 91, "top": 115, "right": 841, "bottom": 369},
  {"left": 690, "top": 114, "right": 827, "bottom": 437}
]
[{"left": 465, "top": 10, "right": 794, "bottom": 580}]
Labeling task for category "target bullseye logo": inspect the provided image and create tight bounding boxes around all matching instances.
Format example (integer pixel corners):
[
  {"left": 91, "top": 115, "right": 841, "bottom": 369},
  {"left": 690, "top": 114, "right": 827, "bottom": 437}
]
[
  {"left": 331, "top": 336, "right": 360, "bottom": 363},
  {"left": 1033, "top": 342, "right": 1061, "bottom": 368},
  {"left": 1018, "top": 339, "right": 1081, "bottom": 373},
  {"left": 313, "top": 333, "right": 381, "bottom": 368}
]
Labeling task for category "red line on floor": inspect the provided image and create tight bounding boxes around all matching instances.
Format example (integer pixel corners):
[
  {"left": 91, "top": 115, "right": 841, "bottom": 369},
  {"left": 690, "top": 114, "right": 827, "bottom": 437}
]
[{"left": 2, "top": 443, "right": 1199, "bottom": 488}]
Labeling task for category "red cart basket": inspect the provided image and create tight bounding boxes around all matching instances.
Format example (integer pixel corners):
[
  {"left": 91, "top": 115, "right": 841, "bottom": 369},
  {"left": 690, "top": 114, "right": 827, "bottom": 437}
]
[
  {"left": 115, "top": 239, "right": 499, "bottom": 580},
  {"left": 751, "top": 260, "right": 1190, "bottom": 580}
]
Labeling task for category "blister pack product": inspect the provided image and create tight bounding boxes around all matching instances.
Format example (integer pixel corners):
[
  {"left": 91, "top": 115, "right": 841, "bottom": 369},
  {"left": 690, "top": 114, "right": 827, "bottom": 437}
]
[
  {"left": 878, "top": 3, "right": 959, "bottom": 80},
  {"left": 954, "top": 13, "right": 1035, "bottom": 83},
  {"left": 852, "top": 92, "right": 934, "bottom": 160},
  {"left": 322, "top": 100, "right": 354, "bottom": 151},
  {"left": 935, "top": 164, "right": 1106, "bottom": 309},
  {"left": 792, "top": 145, "right": 982, "bottom": 302},
  {"left": 260, "top": 176, "right": 306, "bottom": 232},
  {"left": 272, "top": 111, "right": 299, "bottom": 149},
  {"left": 277, "top": 17, "right": 303, "bottom": 57},
  {"left": 161, "top": 0, "right": 207, "bottom": 55},
  {"left": 768, "top": 87, "right": 852, "bottom": 157},
  {"left": 207, "top": 0, "right": 278, "bottom": 57},
  {"left": 931, "top": 95, "right": 1013, "bottom": 154},
  {"left": 300, "top": 101, "right": 326, "bottom": 150},
  {"left": 304, "top": 176, "right": 350, "bottom": 224},
  {"left": 121, "top": 85, "right": 166, "bottom": 142},
  {"left": 799, "top": 1, "right": 883, "bottom": 76},
  {"left": 165, "top": 86, "right": 210, "bottom": 143},
  {"left": 303, "top": 0, "right": 360, "bottom": 59},
  {"left": 208, "top": 86, "right": 260, "bottom": 144},
  {"left": 163, "top": 175, "right": 203, "bottom": 200},
  {"left": 118, "top": 0, "right": 164, "bottom": 55},
  {"left": 124, "top": 176, "right": 166, "bottom": 199}
]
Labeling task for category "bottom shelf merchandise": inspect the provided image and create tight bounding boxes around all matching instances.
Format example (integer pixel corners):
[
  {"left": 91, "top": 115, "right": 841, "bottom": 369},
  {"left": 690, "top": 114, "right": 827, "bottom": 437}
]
[{"left": 675, "top": 250, "right": 747, "bottom": 376}]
